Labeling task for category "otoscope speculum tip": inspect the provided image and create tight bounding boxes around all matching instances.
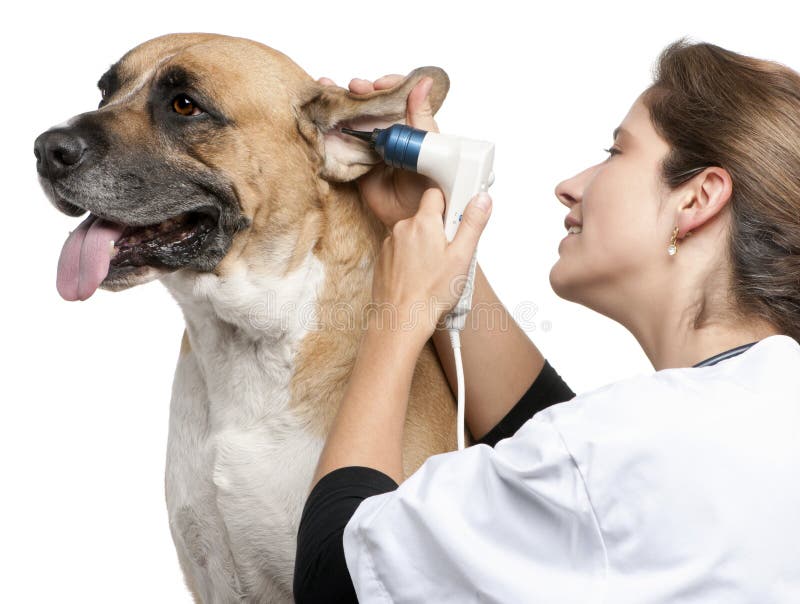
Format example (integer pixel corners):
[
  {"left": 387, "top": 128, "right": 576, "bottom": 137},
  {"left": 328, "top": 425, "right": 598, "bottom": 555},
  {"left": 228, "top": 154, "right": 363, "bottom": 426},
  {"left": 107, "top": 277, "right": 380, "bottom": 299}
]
[{"left": 340, "top": 127, "right": 379, "bottom": 148}]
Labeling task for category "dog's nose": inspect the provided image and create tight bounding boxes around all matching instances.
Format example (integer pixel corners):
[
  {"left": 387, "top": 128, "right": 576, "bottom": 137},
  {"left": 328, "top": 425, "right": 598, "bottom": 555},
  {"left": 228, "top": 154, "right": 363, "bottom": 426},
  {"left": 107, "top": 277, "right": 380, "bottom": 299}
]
[{"left": 34, "top": 129, "right": 89, "bottom": 178}]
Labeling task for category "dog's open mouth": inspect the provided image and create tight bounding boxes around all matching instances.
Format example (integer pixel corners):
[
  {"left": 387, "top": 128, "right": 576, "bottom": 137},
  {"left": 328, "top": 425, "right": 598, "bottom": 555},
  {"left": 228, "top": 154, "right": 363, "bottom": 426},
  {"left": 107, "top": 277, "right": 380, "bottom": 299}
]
[
  {"left": 111, "top": 210, "right": 217, "bottom": 267},
  {"left": 57, "top": 208, "right": 218, "bottom": 301}
]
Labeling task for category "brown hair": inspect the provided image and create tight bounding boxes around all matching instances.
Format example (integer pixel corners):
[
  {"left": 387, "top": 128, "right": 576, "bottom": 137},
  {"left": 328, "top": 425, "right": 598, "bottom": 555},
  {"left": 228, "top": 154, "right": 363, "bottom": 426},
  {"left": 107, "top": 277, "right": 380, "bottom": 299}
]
[{"left": 642, "top": 37, "right": 800, "bottom": 342}]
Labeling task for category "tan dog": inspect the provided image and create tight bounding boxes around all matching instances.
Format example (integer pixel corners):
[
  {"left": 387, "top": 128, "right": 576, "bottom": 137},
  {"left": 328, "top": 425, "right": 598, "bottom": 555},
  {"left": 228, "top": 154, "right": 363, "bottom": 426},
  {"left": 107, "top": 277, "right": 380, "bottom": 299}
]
[{"left": 34, "top": 32, "right": 463, "bottom": 602}]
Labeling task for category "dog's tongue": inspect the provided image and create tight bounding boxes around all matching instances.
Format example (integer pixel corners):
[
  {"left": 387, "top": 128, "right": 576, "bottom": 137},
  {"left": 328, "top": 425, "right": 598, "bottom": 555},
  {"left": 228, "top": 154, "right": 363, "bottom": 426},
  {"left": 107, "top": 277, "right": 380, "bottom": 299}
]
[{"left": 57, "top": 214, "right": 126, "bottom": 301}]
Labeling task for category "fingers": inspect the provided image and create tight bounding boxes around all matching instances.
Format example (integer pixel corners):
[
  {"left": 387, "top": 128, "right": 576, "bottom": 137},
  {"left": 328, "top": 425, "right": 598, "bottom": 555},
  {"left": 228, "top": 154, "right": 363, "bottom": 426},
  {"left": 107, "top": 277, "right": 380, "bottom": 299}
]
[
  {"left": 448, "top": 193, "right": 492, "bottom": 260},
  {"left": 348, "top": 75, "right": 403, "bottom": 94},
  {"left": 416, "top": 187, "right": 446, "bottom": 221},
  {"left": 374, "top": 74, "right": 404, "bottom": 89},
  {"left": 315, "top": 76, "right": 377, "bottom": 95},
  {"left": 407, "top": 77, "right": 439, "bottom": 133},
  {"left": 348, "top": 78, "right": 375, "bottom": 94},
  {"left": 351, "top": 74, "right": 405, "bottom": 93}
]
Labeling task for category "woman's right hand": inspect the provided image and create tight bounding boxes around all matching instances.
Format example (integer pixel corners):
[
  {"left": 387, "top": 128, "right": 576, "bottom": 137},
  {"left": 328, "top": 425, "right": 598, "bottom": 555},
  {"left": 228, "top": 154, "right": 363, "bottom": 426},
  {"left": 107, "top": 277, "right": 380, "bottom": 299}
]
[{"left": 317, "top": 74, "right": 441, "bottom": 228}]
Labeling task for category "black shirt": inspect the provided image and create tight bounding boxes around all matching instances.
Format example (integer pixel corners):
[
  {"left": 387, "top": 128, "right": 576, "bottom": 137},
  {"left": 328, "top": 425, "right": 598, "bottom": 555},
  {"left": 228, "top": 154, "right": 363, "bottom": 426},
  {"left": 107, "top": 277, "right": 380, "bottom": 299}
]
[{"left": 293, "top": 342, "right": 760, "bottom": 603}]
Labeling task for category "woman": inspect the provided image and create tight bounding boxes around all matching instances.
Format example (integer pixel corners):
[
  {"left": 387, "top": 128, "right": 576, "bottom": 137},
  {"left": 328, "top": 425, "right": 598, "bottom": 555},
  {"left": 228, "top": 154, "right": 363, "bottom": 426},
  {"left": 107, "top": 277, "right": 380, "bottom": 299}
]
[{"left": 294, "top": 38, "right": 800, "bottom": 602}]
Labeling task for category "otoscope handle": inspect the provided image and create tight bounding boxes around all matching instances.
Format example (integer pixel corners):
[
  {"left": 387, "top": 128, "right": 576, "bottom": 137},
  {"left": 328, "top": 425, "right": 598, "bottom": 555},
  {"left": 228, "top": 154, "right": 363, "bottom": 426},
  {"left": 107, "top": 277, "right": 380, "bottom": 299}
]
[{"left": 415, "top": 132, "right": 495, "bottom": 242}]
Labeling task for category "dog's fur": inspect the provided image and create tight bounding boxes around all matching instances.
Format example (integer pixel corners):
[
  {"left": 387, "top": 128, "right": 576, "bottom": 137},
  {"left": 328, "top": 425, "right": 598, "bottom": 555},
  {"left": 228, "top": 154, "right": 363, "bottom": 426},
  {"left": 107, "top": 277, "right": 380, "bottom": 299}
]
[{"left": 36, "top": 32, "right": 466, "bottom": 601}]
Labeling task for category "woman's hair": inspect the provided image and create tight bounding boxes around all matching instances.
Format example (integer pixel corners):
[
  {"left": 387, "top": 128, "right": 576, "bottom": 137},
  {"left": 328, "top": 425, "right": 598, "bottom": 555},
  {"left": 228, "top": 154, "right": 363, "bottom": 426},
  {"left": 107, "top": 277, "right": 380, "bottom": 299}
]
[{"left": 642, "top": 37, "right": 800, "bottom": 342}]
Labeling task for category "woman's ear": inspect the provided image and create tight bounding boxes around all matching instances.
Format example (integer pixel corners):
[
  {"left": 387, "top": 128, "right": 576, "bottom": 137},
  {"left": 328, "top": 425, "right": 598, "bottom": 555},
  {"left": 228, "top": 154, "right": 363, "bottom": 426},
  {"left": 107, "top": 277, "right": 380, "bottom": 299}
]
[
  {"left": 295, "top": 66, "right": 449, "bottom": 182},
  {"left": 676, "top": 166, "right": 734, "bottom": 234}
]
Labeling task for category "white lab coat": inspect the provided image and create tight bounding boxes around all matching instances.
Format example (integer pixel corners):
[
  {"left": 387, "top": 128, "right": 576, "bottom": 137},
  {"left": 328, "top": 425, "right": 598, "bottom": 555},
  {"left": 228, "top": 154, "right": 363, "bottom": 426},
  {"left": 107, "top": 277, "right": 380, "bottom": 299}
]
[{"left": 343, "top": 334, "right": 800, "bottom": 603}]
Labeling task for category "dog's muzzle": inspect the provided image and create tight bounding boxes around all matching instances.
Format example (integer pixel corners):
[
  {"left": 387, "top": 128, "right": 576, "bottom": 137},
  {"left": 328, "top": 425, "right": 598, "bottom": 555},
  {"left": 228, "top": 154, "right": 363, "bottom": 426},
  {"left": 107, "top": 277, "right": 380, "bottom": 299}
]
[{"left": 35, "top": 123, "right": 234, "bottom": 302}]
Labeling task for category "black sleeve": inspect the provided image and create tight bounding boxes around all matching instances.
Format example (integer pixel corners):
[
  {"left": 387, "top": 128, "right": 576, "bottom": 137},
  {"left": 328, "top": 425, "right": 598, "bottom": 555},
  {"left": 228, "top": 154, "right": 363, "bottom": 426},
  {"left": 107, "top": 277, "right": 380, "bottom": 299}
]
[
  {"left": 474, "top": 358, "right": 575, "bottom": 447},
  {"left": 293, "top": 360, "right": 575, "bottom": 602},
  {"left": 294, "top": 466, "right": 398, "bottom": 603}
]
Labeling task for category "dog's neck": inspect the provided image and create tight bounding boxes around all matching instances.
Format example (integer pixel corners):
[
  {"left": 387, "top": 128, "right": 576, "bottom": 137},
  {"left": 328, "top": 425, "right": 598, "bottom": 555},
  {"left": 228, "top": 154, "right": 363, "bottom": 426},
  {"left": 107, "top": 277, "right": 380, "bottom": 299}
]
[{"left": 160, "top": 180, "right": 385, "bottom": 431}]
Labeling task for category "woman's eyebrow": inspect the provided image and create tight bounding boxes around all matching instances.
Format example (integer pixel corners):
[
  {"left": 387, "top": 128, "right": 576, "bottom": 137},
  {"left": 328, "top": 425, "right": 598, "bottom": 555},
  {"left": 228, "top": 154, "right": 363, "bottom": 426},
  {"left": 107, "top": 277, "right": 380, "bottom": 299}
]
[{"left": 612, "top": 126, "right": 632, "bottom": 140}]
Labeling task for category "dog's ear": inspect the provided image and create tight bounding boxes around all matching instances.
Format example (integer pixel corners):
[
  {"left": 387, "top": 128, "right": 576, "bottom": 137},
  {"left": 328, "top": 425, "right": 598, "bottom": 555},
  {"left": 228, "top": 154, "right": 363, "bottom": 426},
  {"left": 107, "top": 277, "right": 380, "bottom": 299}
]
[{"left": 296, "top": 66, "right": 449, "bottom": 182}]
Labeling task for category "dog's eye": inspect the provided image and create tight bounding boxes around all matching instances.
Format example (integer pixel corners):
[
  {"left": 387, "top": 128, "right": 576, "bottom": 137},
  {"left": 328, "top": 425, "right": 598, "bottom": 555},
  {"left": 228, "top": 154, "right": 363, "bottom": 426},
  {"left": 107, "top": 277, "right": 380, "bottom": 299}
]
[{"left": 172, "top": 94, "right": 203, "bottom": 117}]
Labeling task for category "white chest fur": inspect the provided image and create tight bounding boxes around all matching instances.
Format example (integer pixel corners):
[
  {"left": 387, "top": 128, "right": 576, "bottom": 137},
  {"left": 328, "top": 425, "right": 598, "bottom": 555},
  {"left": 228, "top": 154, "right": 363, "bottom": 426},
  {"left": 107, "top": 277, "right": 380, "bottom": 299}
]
[{"left": 161, "top": 249, "right": 327, "bottom": 602}]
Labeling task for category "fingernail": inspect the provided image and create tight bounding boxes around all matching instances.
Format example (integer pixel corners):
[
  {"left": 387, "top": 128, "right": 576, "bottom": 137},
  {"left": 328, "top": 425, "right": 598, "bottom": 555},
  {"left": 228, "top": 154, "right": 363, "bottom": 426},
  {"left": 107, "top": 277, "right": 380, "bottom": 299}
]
[{"left": 473, "top": 192, "right": 492, "bottom": 213}]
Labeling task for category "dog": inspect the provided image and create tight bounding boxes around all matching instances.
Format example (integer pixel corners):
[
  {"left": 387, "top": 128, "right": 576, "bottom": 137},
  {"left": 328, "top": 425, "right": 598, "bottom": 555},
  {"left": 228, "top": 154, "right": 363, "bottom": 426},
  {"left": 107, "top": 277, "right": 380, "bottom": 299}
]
[{"left": 34, "top": 32, "right": 465, "bottom": 602}]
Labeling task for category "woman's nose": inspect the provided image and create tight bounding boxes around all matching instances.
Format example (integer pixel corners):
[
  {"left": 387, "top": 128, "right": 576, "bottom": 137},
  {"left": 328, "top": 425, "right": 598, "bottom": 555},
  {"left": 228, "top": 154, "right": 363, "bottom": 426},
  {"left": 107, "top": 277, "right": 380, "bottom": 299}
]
[
  {"left": 554, "top": 176, "right": 580, "bottom": 209},
  {"left": 554, "top": 165, "right": 595, "bottom": 208}
]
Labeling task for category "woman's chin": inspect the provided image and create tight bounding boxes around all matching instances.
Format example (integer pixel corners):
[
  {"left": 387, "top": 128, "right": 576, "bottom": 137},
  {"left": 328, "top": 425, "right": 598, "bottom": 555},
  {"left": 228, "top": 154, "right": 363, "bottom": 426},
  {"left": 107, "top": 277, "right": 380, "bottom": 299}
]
[{"left": 548, "top": 261, "right": 580, "bottom": 302}]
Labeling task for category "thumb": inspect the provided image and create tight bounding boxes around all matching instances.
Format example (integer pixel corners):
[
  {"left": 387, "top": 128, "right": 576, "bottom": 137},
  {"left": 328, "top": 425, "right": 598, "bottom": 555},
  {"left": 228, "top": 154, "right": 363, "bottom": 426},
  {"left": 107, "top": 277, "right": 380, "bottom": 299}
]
[
  {"left": 448, "top": 193, "right": 492, "bottom": 260},
  {"left": 407, "top": 77, "right": 439, "bottom": 133}
]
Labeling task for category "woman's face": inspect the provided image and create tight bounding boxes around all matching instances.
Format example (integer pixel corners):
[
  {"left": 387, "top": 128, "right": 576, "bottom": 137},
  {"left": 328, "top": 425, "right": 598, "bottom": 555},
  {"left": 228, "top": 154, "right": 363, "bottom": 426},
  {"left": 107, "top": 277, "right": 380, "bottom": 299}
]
[{"left": 549, "top": 93, "right": 674, "bottom": 318}]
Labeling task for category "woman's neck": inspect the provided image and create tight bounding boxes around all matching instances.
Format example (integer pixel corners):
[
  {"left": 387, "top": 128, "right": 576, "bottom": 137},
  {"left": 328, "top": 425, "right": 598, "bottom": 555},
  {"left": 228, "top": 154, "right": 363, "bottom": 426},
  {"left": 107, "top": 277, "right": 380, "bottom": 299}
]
[{"left": 642, "top": 318, "right": 781, "bottom": 371}]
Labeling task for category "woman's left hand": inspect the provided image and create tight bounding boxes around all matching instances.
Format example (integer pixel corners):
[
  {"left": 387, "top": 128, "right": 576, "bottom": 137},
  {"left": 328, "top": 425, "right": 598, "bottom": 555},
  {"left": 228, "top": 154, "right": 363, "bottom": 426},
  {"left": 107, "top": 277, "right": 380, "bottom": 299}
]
[{"left": 370, "top": 187, "right": 493, "bottom": 345}]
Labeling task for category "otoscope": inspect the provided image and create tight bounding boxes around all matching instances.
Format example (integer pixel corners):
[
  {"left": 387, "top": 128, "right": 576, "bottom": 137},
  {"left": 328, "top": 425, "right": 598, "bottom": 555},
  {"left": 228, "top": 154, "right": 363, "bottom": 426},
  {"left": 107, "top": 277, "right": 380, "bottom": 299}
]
[{"left": 341, "top": 124, "right": 495, "bottom": 450}]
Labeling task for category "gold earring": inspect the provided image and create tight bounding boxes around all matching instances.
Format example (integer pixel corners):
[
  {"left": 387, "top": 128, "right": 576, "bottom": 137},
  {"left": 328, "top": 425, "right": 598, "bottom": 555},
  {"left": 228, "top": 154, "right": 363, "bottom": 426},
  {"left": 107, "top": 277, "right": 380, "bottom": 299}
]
[
  {"left": 668, "top": 226, "right": 679, "bottom": 256},
  {"left": 668, "top": 226, "right": 692, "bottom": 256}
]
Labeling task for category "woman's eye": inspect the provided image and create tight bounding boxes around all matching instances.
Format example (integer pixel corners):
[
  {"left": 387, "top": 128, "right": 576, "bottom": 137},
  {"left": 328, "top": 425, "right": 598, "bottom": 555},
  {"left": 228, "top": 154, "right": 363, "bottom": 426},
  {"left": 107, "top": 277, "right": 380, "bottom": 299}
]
[
  {"left": 603, "top": 147, "right": 620, "bottom": 157},
  {"left": 172, "top": 94, "right": 203, "bottom": 116}
]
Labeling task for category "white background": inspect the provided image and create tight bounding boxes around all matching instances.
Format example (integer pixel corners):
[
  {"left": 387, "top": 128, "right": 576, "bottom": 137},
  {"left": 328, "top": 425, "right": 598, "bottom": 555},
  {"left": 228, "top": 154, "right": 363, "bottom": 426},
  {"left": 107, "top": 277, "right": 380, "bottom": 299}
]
[{"left": 2, "top": 1, "right": 797, "bottom": 600}]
